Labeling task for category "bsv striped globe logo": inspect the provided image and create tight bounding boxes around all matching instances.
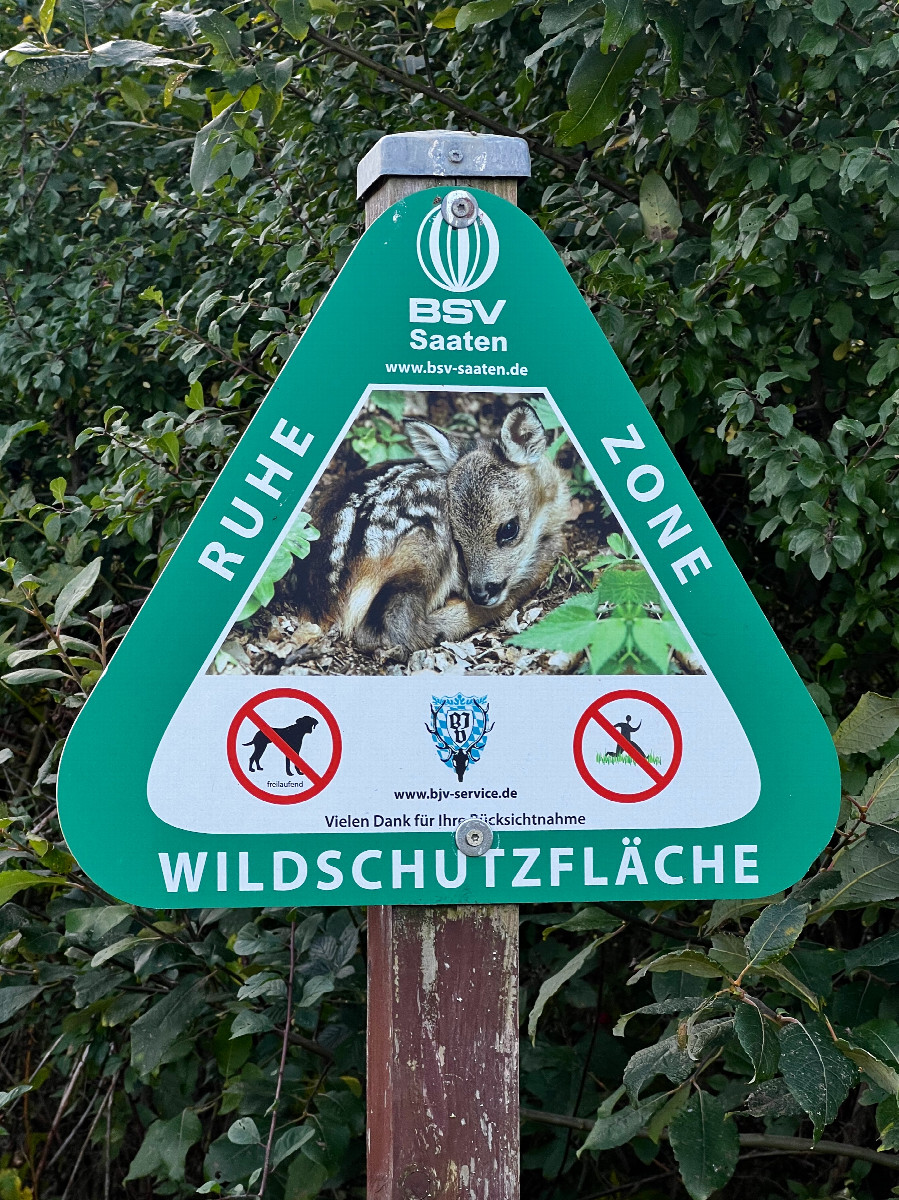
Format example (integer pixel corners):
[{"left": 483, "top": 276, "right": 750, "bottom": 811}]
[{"left": 416, "top": 206, "right": 500, "bottom": 293}]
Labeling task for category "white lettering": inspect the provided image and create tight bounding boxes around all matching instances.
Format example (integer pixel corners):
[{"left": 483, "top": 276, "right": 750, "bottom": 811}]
[
  {"left": 472, "top": 299, "right": 506, "bottom": 324},
  {"left": 238, "top": 851, "right": 263, "bottom": 892},
  {"left": 436, "top": 849, "right": 467, "bottom": 888},
  {"left": 511, "top": 848, "right": 541, "bottom": 887},
  {"left": 317, "top": 850, "right": 343, "bottom": 890},
  {"left": 647, "top": 504, "right": 692, "bottom": 548},
  {"left": 735, "top": 845, "right": 759, "bottom": 884},
  {"left": 615, "top": 839, "right": 648, "bottom": 886},
  {"left": 410, "top": 328, "right": 428, "bottom": 349},
  {"left": 655, "top": 846, "right": 684, "bottom": 886},
  {"left": 273, "top": 851, "right": 307, "bottom": 891},
  {"left": 199, "top": 541, "right": 243, "bottom": 581},
  {"left": 627, "top": 464, "right": 665, "bottom": 503},
  {"left": 442, "top": 299, "right": 472, "bottom": 324},
  {"left": 270, "top": 418, "right": 313, "bottom": 459},
  {"left": 484, "top": 848, "right": 504, "bottom": 887},
  {"left": 159, "top": 851, "right": 206, "bottom": 893},
  {"left": 693, "top": 845, "right": 724, "bottom": 884},
  {"left": 601, "top": 423, "right": 645, "bottom": 466},
  {"left": 217, "top": 851, "right": 227, "bottom": 891},
  {"left": 220, "top": 496, "right": 264, "bottom": 539},
  {"left": 672, "top": 547, "right": 712, "bottom": 585},
  {"left": 410, "top": 297, "right": 440, "bottom": 322},
  {"left": 584, "top": 847, "right": 608, "bottom": 886},
  {"left": 392, "top": 849, "right": 424, "bottom": 889},
  {"left": 492, "top": 336, "right": 508, "bottom": 353},
  {"left": 551, "top": 847, "right": 574, "bottom": 887},
  {"left": 352, "top": 850, "right": 382, "bottom": 890},
  {"left": 246, "top": 454, "right": 292, "bottom": 500}
]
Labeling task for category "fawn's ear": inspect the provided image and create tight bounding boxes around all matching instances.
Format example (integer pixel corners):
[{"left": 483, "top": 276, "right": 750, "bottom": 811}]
[
  {"left": 405, "top": 420, "right": 469, "bottom": 473},
  {"left": 498, "top": 402, "right": 548, "bottom": 466}
]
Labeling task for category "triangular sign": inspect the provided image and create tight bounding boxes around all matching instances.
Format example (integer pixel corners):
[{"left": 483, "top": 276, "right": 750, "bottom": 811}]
[{"left": 58, "top": 187, "right": 838, "bottom": 907}]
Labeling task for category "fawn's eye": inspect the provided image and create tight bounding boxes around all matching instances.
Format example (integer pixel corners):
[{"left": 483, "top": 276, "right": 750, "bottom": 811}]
[{"left": 497, "top": 518, "right": 519, "bottom": 546}]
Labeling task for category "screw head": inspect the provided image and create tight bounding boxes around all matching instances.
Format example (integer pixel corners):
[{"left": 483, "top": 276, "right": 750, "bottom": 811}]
[
  {"left": 440, "top": 188, "right": 479, "bottom": 229},
  {"left": 455, "top": 818, "right": 493, "bottom": 857},
  {"left": 447, "top": 147, "right": 464, "bottom": 164}
]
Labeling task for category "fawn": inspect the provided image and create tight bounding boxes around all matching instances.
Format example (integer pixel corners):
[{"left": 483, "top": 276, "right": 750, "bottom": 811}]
[{"left": 288, "top": 401, "right": 570, "bottom": 653}]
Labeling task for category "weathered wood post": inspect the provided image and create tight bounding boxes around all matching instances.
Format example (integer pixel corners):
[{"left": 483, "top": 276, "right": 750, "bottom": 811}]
[{"left": 357, "top": 131, "right": 530, "bottom": 1200}]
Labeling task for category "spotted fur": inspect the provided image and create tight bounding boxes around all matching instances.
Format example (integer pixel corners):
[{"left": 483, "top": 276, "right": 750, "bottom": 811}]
[{"left": 287, "top": 402, "right": 569, "bottom": 653}]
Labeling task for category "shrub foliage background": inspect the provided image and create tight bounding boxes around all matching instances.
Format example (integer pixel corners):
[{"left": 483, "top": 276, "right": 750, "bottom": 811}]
[{"left": 1, "top": 0, "right": 899, "bottom": 1195}]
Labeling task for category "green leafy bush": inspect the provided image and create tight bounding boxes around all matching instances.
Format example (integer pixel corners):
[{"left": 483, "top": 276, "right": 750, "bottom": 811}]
[{"left": 1, "top": 0, "right": 899, "bottom": 1195}]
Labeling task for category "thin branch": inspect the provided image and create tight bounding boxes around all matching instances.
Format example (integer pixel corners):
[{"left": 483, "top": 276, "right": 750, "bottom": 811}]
[
  {"left": 303, "top": 29, "right": 629, "bottom": 198},
  {"left": 58, "top": 1082, "right": 116, "bottom": 1200},
  {"left": 301, "top": 27, "right": 707, "bottom": 236},
  {"left": 34, "top": 1042, "right": 90, "bottom": 1185},
  {"left": 519, "top": 1107, "right": 899, "bottom": 1169},
  {"left": 592, "top": 902, "right": 696, "bottom": 942},
  {"left": 287, "top": 1031, "right": 334, "bottom": 1062},
  {"left": 258, "top": 915, "right": 298, "bottom": 1198}
]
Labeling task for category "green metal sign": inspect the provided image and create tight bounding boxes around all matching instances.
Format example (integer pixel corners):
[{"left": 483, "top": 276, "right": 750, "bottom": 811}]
[{"left": 57, "top": 187, "right": 839, "bottom": 907}]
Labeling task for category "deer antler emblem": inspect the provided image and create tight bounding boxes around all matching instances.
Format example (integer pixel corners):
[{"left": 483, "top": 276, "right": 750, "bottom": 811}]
[{"left": 426, "top": 694, "right": 494, "bottom": 782}]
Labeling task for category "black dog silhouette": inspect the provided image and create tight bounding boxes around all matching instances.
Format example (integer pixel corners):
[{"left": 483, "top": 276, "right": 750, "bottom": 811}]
[{"left": 244, "top": 715, "right": 318, "bottom": 775}]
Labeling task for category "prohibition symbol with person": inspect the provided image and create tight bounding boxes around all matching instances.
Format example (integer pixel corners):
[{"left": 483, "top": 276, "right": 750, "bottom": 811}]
[{"left": 573, "top": 689, "right": 683, "bottom": 803}]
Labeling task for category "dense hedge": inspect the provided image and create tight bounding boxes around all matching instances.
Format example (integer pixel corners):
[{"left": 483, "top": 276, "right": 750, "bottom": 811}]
[{"left": 1, "top": 0, "right": 899, "bottom": 1196}]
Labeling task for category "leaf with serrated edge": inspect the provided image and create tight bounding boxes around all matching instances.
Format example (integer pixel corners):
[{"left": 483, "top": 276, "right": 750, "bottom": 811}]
[
  {"left": 579, "top": 1093, "right": 663, "bottom": 1155},
  {"left": 813, "top": 826, "right": 899, "bottom": 915},
  {"left": 629, "top": 948, "right": 723, "bottom": 985},
  {"left": 735, "top": 1003, "right": 780, "bottom": 1083},
  {"left": 860, "top": 754, "right": 899, "bottom": 824},
  {"left": 779, "top": 1021, "right": 857, "bottom": 1139},
  {"left": 669, "top": 1091, "right": 739, "bottom": 1200},
  {"left": 834, "top": 691, "right": 899, "bottom": 756},
  {"left": 744, "top": 896, "right": 809, "bottom": 971}
]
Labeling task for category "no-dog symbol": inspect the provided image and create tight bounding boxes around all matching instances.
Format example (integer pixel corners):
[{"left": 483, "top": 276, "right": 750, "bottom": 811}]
[
  {"left": 573, "top": 689, "right": 682, "bottom": 803},
  {"left": 226, "top": 688, "right": 342, "bottom": 804}
]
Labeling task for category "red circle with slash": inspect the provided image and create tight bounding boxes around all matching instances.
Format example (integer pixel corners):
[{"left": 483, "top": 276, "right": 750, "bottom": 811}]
[
  {"left": 573, "top": 689, "right": 682, "bottom": 803},
  {"left": 227, "top": 688, "right": 341, "bottom": 804}
]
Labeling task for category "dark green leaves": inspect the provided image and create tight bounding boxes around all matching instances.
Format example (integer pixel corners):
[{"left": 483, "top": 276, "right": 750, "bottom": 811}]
[
  {"left": 557, "top": 33, "right": 650, "bottom": 145},
  {"left": 779, "top": 1021, "right": 857, "bottom": 1139},
  {"left": 580, "top": 1092, "right": 663, "bottom": 1154},
  {"left": 273, "top": 0, "right": 311, "bottom": 38},
  {"left": 669, "top": 1092, "right": 739, "bottom": 1200},
  {"left": 735, "top": 1003, "right": 780, "bottom": 1083},
  {"left": 834, "top": 692, "right": 899, "bottom": 756},
  {"left": 53, "top": 556, "right": 102, "bottom": 626},
  {"left": 528, "top": 938, "right": 600, "bottom": 1042},
  {"left": 600, "top": 0, "right": 645, "bottom": 52},
  {"left": 190, "top": 103, "right": 240, "bottom": 194},
  {"left": 131, "top": 979, "right": 208, "bottom": 1077},
  {"left": 744, "top": 896, "right": 809, "bottom": 971},
  {"left": 455, "top": 0, "right": 516, "bottom": 32},
  {"left": 0, "top": 985, "right": 44, "bottom": 1024},
  {"left": 126, "top": 1111, "right": 202, "bottom": 1183},
  {"left": 639, "top": 171, "right": 682, "bottom": 241},
  {"left": 816, "top": 825, "right": 899, "bottom": 913}
]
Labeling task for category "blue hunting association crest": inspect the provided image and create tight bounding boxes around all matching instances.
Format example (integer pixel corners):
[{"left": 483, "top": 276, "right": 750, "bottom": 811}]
[{"left": 426, "top": 694, "right": 494, "bottom": 782}]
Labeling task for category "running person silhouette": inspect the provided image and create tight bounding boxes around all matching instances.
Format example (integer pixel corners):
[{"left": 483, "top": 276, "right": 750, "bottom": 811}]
[{"left": 608, "top": 715, "right": 645, "bottom": 759}]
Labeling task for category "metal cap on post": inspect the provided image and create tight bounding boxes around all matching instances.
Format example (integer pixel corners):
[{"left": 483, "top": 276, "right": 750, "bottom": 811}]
[{"left": 356, "top": 130, "right": 531, "bottom": 200}]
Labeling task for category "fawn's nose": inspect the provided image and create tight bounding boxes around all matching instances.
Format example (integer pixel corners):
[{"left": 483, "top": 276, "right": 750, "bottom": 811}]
[{"left": 469, "top": 579, "right": 505, "bottom": 606}]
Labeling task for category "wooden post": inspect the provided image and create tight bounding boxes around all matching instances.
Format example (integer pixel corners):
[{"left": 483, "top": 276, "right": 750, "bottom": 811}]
[{"left": 358, "top": 132, "right": 530, "bottom": 1200}]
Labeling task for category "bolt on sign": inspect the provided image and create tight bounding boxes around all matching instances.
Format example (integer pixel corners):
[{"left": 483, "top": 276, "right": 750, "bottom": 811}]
[{"left": 57, "top": 186, "right": 839, "bottom": 907}]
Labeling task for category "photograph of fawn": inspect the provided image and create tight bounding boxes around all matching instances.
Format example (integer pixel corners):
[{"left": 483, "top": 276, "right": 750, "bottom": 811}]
[{"left": 209, "top": 388, "right": 703, "bottom": 679}]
